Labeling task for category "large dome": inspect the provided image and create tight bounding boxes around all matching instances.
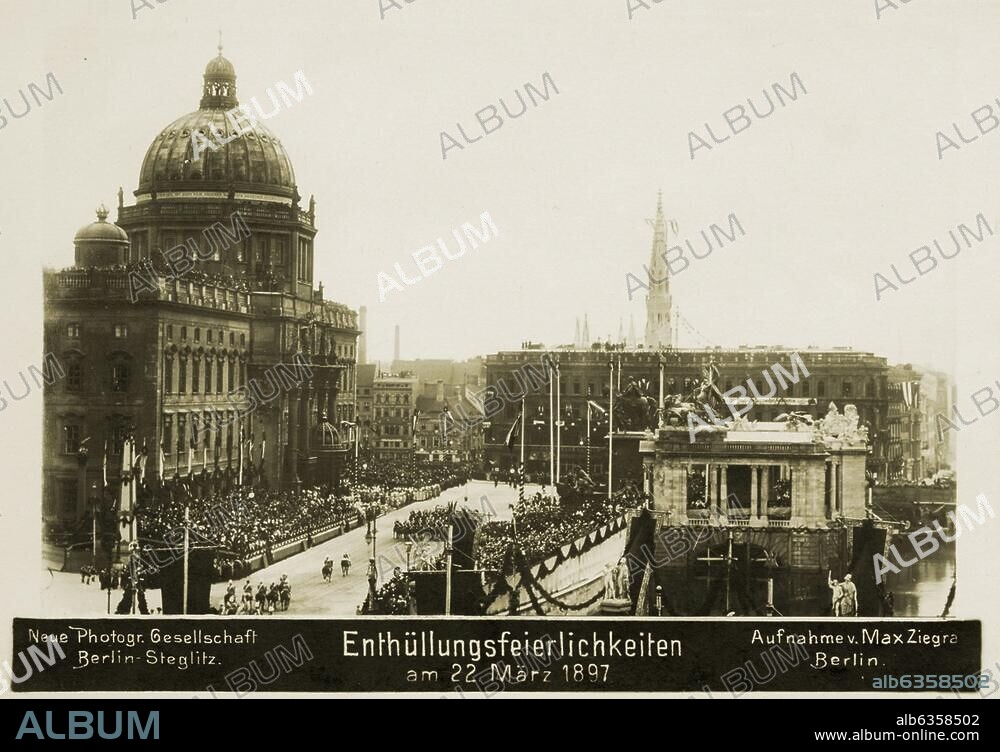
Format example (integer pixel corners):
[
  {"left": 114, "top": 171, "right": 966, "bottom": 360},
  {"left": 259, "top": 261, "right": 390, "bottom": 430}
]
[{"left": 136, "top": 52, "right": 297, "bottom": 199}]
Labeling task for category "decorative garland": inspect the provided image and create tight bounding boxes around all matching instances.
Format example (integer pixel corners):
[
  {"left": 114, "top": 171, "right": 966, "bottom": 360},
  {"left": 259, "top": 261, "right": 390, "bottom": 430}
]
[{"left": 514, "top": 547, "right": 606, "bottom": 613}]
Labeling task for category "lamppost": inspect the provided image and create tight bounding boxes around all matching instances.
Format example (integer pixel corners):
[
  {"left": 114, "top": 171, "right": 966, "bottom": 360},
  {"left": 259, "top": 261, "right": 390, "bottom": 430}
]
[
  {"left": 405, "top": 541, "right": 413, "bottom": 572},
  {"left": 655, "top": 585, "right": 663, "bottom": 616},
  {"left": 88, "top": 482, "right": 100, "bottom": 565},
  {"left": 364, "top": 503, "right": 378, "bottom": 560}
]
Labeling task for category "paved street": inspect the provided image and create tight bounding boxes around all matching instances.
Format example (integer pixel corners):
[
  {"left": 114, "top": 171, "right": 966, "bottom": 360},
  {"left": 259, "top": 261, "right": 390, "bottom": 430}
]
[{"left": 41, "top": 480, "right": 534, "bottom": 617}]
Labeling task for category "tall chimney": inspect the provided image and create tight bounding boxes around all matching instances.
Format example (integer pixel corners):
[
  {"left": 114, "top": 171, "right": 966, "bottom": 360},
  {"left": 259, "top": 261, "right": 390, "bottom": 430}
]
[
  {"left": 358, "top": 305, "right": 368, "bottom": 365},
  {"left": 394, "top": 324, "right": 400, "bottom": 363}
]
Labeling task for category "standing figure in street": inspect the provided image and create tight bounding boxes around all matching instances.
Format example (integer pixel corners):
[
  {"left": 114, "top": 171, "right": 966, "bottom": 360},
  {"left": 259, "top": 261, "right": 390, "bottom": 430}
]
[
  {"left": 828, "top": 571, "right": 844, "bottom": 617},
  {"left": 367, "top": 558, "right": 378, "bottom": 596},
  {"left": 839, "top": 573, "right": 858, "bottom": 616}
]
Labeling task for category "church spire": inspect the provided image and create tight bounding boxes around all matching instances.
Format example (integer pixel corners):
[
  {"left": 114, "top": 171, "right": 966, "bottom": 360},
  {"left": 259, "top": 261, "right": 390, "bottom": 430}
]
[
  {"left": 582, "top": 313, "right": 591, "bottom": 347},
  {"left": 645, "top": 190, "right": 673, "bottom": 349}
]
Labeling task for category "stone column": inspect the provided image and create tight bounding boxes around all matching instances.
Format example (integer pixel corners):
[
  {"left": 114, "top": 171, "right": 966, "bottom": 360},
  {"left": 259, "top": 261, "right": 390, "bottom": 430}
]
[
  {"left": 718, "top": 464, "right": 728, "bottom": 515},
  {"left": 704, "top": 462, "right": 712, "bottom": 512},
  {"left": 831, "top": 460, "right": 840, "bottom": 516},
  {"left": 750, "top": 464, "right": 759, "bottom": 520}
]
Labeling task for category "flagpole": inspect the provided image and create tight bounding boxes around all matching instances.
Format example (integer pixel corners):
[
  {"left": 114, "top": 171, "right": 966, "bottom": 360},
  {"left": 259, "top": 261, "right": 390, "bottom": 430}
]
[
  {"left": 548, "top": 360, "right": 554, "bottom": 488},
  {"left": 555, "top": 359, "right": 561, "bottom": 484},
  {"left": 586, "top": 400, "right": 591, "bottom": 476},
  {"left": 608, "top": 360, "right": 614, "bottom": 501},
  {"left": 182, "top": 505, "right": 190, "bottom": 615},
  {"left": 658, "top": 354, "right": 665, "bottom": 428},
  {"left": 519, "top": 397, "right": 525, "bottom": 503}
]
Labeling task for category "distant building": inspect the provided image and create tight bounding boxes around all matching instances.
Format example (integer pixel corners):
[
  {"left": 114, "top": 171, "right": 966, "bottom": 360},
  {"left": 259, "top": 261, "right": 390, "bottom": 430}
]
[
  {"left": 413, "top": 381, "right": 484, "bottom": 464},
  {"left": 355, "top": 366, "right": 417, "bottom": 464},
  {"left": 885, "top": 363, "right": 953, "bottom": 482},
  {"left": 484, "top": 347, "right": 891, "bottom": 482},
  {"left": 391, "top": 357, "right": 484, "bottom": 388}
]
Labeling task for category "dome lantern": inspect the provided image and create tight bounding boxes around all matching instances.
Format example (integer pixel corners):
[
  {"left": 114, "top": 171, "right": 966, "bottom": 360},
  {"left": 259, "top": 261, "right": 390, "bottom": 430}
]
[{"left": 199, "top": 39, "right": 238, "bottom": 111}]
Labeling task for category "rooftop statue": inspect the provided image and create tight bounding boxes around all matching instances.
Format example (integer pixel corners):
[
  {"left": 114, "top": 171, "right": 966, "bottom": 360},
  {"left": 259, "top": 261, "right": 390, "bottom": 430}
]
[{"left": 816, "top": 402, "right": 869, "bottom": 447}]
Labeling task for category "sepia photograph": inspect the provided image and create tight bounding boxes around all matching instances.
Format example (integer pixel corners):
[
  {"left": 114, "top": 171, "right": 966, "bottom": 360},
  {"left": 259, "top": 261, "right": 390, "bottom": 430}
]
[{"left": 1, "top": 0, "right": 998, "bottom": 728}]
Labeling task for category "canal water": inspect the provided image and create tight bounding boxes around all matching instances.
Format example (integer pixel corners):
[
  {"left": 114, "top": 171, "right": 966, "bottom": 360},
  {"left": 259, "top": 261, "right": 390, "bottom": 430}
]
[{"left": 881, "top": 536, "right": 956, "bottom": 617}]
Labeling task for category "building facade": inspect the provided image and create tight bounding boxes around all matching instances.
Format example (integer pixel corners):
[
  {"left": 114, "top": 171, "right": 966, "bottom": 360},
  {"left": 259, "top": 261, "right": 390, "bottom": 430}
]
[
  {"left": 43, "top": 51, "right": 359, "bottom": 531},
  {"left": 355, "top": 368, "right": 418, "bottom": 464},
  {"left": 483, "top": 347, "right": 891, "bottom": 483},
  {"left": 413, "top": 381, "right": 485, "bottom": 465}
]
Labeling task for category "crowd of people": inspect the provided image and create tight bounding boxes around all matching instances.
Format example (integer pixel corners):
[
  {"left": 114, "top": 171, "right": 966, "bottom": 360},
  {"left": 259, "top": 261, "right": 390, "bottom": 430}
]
[
  {"left": 349, "top": 462, "right": 471, "bottom": 493},
  {"left": 392, "top": 505, "right": 484, "bottom": 541},
  {"left": 79, "top": 564, "right": 127, "bottom": 590},
  {"left": 132, "top": 463, "right": 472, "bottom": 582},
  {"left": 475, "top": 485, "right": 648, "bottom": 572},
  {"left": 139, "top": 485, "right": 355, "bottom": 563}
]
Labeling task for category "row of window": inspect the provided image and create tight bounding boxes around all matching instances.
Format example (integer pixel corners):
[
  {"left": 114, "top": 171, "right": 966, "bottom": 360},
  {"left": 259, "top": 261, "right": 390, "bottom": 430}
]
[
  {"left": 60, "top": 360, "right": 130, "bottom": 393},
  {"left": 63, "top": 322, "right": 251, "bottom": 350},
  {"left": 374, "top": 393, "right": 411, "bottom": 405},
  {"left": 490, "top": 376, "right": 885, "bottom": 400},
  {"left": 65, "top": 323, "right": 128, "bottom": 339},
  {"left": 165, "top": 355, "right": 246, "bottom": 396},
  {"left": 166, "top": 324, "right": 246, "bottom": 347},
  {"left": 133, "top": 231, "right": 294, "bottom": 269},
  {"left": 161, "top": 412, "right": 246, "bottom": 456}
]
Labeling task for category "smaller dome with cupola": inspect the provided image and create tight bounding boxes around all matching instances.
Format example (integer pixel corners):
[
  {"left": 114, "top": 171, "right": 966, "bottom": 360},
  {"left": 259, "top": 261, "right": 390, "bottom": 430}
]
[{"left": 74, "top": 205, "right": 130, "bottom": 266}]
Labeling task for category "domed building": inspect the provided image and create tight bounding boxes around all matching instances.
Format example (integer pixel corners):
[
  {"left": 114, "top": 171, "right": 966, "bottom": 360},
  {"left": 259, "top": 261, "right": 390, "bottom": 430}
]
[{"left": 43, "top": 49, "right": 359, "bottom": 531}]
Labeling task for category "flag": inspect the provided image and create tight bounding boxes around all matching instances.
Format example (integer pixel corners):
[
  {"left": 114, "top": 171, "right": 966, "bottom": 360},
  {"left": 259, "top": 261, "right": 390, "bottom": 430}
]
[
  {"left": 587, "top": 400, "right": 607, "bottom": 415},
  {"left": 158, "top": 442, "right": 165, "bottom": 482},
  {"left": 137, "top": 439, "right": 148, "bottom": 485},
  {"left": 411, "top": 410, "right": 420, "bottom": 434},
  {"left": 119, "top": 434, "right": 135, "bottom": 516},
  {"left": 237, "top": 427, "right": 244, "bottom": 486},
  {"left": 259, "top": 433, "right": 266, "bottom": 467},
  {"left": 505, "top": 413, "right": 521, "bottom": 453},
  {"left": 102, "top": 440, "right": 108, "bottom": 489}
]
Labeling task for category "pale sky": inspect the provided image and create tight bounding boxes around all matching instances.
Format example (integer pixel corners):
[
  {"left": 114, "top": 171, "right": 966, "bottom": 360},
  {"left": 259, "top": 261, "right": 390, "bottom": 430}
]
[{"left": 1, "top": 0, "right": 996, "bottom": 373}]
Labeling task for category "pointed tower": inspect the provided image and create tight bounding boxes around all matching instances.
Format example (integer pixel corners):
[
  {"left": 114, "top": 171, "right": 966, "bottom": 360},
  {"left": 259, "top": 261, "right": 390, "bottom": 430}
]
[
  {"left": 645, "top": 191, "right": 673, "bottom": 349},
  {"left": 582, "top": 314, "right": 591, "bottom": 348},
  {"left": 617, "top": 317, "right": 625, "bottom": 344},
  {"left": 574, "top": 317, "right": 581, "bottom": 348},
  {"left": 628, "top": 314, "right": 637, "bottom": 349}
]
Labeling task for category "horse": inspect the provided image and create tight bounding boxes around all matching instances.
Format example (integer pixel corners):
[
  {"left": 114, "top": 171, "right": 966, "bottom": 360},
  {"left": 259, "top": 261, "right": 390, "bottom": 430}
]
[{"left": 321, "top": 561, "right": 333, "bottom": 582}]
